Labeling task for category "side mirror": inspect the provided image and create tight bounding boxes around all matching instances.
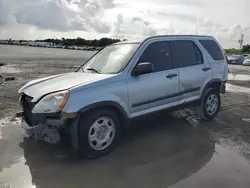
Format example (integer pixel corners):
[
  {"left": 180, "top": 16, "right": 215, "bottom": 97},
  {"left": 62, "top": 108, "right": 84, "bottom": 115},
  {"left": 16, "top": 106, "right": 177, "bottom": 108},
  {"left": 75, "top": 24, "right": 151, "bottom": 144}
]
[{"left": 132, "top": 62, "right": 153, "bottom": 76}]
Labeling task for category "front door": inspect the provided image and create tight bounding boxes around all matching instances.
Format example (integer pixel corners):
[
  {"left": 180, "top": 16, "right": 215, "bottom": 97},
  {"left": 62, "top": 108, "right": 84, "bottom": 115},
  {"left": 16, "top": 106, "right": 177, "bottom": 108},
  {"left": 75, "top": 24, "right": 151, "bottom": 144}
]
[{"left": 126, "top": 40, "right": 180, "bottom": 117}]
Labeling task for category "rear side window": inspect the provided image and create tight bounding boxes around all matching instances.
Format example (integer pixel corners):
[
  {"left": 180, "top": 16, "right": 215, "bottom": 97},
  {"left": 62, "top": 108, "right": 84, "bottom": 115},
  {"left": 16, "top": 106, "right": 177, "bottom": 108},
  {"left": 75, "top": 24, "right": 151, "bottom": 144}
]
[
  {"left": 172, "top": 40, "right": 202, "bottom": 68},
  {"left": 199, "top": 40, "right": 224, "bottom": 60}
]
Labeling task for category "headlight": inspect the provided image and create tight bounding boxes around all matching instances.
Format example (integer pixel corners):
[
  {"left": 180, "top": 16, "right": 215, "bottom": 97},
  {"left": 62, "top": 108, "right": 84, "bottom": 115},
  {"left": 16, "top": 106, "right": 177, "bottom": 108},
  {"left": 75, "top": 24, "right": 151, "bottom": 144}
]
[{"left": 32, "top": 90, "right": 69, "bottom": 113}]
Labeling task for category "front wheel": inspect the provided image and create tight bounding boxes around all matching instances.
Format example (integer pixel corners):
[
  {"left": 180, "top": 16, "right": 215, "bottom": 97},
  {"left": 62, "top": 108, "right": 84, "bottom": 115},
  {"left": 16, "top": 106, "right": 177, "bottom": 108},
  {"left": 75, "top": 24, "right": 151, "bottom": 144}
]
[{"left": 78, "top": 109, "right": 121, "bottom": 158}]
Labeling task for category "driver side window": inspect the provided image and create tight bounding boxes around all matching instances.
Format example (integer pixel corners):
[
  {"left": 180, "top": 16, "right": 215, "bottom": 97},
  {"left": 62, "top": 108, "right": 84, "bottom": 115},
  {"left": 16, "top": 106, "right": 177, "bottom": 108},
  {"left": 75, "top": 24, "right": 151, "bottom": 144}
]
[{"left": 138, "top": 41, "right": 173, "bottom": 73}]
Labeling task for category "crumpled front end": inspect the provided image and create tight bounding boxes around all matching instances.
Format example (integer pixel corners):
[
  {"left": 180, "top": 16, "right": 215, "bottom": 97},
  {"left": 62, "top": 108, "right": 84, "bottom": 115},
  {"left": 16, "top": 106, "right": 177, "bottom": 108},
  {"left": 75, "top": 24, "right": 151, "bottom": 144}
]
[
  {"left": 19, "top": 93, "right": 65, "bottom": 144},
  {"left": 21, "top": 121, "right": 61, "bottom": 144}
]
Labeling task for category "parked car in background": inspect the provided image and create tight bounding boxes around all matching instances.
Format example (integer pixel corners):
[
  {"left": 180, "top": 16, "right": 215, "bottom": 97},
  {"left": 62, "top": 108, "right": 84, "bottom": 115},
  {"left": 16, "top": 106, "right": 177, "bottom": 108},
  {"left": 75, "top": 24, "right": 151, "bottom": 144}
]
[
  {"left": 227, "top": 55, "right": 245, "bottom": 64},
  {"left": 243, "top": 57, "right": 250, "bottom": 66},
  {"left": 237, "top": 55, "right": 246, "bottom": 64},
  {"left": 227, "top": 56, "right": 238, "bottom": 64},
  {"left": 243, "top": 54, "right": 250, "bottom": 57}
]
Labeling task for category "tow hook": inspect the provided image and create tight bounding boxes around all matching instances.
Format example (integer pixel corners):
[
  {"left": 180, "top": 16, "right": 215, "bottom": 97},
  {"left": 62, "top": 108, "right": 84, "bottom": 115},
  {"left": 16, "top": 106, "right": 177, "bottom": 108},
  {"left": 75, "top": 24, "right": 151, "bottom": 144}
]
[{"left": 16, "top": 111, "right": 24, "bottom": 118}]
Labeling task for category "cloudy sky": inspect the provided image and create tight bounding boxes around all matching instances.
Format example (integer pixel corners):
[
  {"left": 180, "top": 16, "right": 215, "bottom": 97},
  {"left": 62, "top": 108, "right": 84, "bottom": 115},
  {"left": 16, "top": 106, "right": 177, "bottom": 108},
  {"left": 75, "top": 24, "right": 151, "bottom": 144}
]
[{"left": 0, "top": 0, "right": 249, "bottom": 48}]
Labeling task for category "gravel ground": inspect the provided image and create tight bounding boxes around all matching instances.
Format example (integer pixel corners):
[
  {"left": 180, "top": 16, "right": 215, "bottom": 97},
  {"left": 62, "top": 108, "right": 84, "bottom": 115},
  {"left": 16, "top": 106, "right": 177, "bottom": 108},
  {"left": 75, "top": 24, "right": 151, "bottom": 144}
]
[
  {"left": 228, "top": 64, "right": 250, "bottom": 75},
  {"left": 1, "top": 45, "right": 250, "bottom": 188}
]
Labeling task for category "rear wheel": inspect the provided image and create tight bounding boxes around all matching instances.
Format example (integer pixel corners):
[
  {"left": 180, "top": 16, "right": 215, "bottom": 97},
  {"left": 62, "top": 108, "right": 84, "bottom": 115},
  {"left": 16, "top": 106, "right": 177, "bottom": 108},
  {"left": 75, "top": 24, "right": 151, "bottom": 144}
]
[
  {"left": 195, "top": 88, "right": 221, "bottom": 121},
  {"left": 205, "top": 93, "right": 219, "bottom": 115},
  {"left": 78, "top": 109, "right": 121, "bottom": 158}
]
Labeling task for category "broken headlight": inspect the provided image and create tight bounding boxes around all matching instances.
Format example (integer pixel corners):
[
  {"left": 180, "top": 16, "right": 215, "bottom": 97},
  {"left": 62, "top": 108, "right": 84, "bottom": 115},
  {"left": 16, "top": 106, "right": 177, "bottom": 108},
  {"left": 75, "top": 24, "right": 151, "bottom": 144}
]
[{"left": 32, "top": 90, "right": 69, "bottom": 113}]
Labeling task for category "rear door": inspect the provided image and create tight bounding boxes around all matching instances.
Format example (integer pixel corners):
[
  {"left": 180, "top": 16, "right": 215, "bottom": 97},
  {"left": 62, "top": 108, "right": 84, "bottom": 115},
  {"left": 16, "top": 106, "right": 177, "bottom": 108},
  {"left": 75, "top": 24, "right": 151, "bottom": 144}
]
[{"left": 172, "top": 40, "right": 212, "bottom": 102}]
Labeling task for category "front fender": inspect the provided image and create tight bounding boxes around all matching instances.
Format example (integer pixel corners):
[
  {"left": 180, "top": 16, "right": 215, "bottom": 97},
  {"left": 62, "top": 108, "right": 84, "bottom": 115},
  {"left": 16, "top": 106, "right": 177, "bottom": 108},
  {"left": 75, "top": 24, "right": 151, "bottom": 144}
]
[
  {"left": 63, "top": 88, "right": 130, "bottom": 118},
  {"left": 63, "top": 86, "right": 130, "bottom": 150}
]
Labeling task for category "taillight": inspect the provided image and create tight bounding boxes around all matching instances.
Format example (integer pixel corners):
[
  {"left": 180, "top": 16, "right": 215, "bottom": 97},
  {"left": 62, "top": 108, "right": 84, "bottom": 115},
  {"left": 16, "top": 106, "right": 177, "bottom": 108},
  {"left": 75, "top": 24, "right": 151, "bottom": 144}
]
[
  {"left": 225, "top": 53, "right": 230, "bottom": 73},
  {"left": 225, "top": 55, "right": 229, "bottom": 64}
]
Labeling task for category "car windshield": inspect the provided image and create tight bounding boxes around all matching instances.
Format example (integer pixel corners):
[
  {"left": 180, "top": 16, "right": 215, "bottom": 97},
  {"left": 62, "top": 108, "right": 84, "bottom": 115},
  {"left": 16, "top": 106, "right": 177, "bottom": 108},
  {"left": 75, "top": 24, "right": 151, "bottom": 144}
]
[{"left": 80, "top": 43, "right": 140, "bottom": 74}]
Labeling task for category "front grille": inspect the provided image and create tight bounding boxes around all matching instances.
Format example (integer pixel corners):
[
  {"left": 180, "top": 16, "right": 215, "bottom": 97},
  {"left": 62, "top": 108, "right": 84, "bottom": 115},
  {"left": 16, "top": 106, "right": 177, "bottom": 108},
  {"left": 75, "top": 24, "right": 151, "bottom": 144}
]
[{"left": 21, "top": 94, "right": 36, "bottom": 126}]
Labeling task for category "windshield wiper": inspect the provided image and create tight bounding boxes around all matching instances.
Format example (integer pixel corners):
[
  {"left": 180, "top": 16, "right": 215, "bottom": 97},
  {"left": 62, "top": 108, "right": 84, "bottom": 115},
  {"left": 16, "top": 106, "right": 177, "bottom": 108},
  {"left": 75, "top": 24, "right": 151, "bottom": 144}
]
[{"left": 86, "top": 68, "right": 101, "bottom": 74}]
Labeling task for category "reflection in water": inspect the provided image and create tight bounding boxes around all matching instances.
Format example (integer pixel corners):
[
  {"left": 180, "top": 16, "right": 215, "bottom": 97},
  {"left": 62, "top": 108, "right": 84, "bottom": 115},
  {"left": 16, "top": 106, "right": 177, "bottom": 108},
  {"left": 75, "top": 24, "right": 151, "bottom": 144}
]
[
  {"left": 0, "top": 118, "right": 24, "bottom": 172},
  {"left": 0, "top": 118, "right": 31, "bottom": 188},
  {"left": 170, "top": 144, "right": 250, "bottom": 188},
  {"left": 18, "top": 112, "right": 214, "bottom": 188},
  {"left": 0, "top": 64, "right": 22, "bottom": 74}
]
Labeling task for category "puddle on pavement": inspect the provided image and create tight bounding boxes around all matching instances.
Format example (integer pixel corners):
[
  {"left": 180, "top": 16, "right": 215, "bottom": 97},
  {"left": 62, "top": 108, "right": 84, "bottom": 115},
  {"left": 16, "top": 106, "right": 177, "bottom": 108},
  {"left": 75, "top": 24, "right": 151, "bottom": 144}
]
[
  {"left": 0, "top": 118, "right": 12, "bottom": 140},
  {"left": 242, "top": 118, "right": 250, "bottom": 123},
  {"left": 0, "top": 65, "right": 21, "bottom": 74},
  {"left": 170, "top": 144, "right": 250, "bottom": 188},
  {"left": 0, "top": 117, "right": 250, "bottom": 188},
  {"left": 0, "top": 157, "right": 33, "bottom": 188}
]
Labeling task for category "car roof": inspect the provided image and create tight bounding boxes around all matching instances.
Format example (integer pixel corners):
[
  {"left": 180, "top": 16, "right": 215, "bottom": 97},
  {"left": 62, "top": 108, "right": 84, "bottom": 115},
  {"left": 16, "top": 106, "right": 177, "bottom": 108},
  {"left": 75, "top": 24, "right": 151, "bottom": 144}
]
[
  {"left": 114, "top": 35, "right": 214, "bottom": 45},
  {"left": 114, "top": 39, "right": 144, "bottom": 45}
]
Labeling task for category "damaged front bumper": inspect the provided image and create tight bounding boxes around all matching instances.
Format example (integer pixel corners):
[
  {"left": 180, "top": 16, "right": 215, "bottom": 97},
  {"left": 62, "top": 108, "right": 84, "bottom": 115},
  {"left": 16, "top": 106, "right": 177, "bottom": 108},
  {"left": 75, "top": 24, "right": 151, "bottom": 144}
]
[
  {"left": 21, "top": 119, "right": 61, "bottom": 144},
  {"left": 17, "top": 110, "right": 64, "bottom": 144},
  {"left": 18, "top": 93, "right": 78, "bottom": 145},
  {"left": 18, "top": 111, "right": 77, "bottom": 145}
]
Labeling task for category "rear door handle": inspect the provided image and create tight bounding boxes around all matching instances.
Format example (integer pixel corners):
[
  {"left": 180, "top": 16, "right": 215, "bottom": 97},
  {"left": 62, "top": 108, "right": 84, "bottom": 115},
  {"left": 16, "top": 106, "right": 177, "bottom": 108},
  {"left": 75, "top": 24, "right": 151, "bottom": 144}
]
[
  {"left": 202, "top": 67, "right": 211, "bottom": 71},
  {"left": 166, "top": 73, "right": 177, "bottom": 78}
]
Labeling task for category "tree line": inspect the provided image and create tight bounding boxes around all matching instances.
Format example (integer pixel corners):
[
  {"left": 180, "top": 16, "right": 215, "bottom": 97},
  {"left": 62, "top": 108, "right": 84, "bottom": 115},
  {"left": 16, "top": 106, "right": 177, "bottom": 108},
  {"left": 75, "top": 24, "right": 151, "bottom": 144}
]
[
  {"left": 4, "top": 37, "right": 250, "bottom": 54},
  {"left": 38, "top": 38, "right": 250, "bottom": 54},
  {"left": 225, "top": 44, "right": 250, "bottom": 55},
  {"left": 36, "top": 37, "right": 122, "bottom": 47}
]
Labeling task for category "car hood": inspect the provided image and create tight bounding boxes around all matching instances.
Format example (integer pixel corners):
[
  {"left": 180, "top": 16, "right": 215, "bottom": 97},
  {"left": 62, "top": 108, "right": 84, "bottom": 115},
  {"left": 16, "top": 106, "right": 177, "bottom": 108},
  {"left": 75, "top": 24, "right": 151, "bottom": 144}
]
[{"left": 19, "top": 72, "right": 113, "bottom": 102}]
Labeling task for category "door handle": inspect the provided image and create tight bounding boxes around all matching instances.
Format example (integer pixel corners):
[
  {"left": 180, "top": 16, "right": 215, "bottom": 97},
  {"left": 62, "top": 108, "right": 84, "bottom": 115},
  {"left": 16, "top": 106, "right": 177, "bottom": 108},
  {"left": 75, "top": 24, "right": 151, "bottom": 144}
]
[
  {"left": 166, "top": 73, "right": 177, "bottom": 78},
  {"left": 202, "top": 67, "right": 211, "bottom": 71}
]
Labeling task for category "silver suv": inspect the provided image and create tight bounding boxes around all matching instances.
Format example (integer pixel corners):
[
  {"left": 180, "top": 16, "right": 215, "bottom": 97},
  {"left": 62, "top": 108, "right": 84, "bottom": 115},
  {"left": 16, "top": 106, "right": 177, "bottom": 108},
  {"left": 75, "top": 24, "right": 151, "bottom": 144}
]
[{"left": 18, "top": 35, "right": 228, "bottom": 157}]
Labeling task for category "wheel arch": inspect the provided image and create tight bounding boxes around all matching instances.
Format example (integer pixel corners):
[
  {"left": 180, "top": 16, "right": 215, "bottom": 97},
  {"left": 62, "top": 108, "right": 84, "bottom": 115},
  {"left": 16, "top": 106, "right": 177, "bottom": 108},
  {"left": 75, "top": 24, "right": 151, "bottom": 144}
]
[
  {"left": 68, "top": 101, "right": 129, "bottom": 151},
  {"left": 79, "top": 101, "right": 129, "bottom": 126},
  {"left": 202, "top": 79, "right": 222, "bottom": 97}
]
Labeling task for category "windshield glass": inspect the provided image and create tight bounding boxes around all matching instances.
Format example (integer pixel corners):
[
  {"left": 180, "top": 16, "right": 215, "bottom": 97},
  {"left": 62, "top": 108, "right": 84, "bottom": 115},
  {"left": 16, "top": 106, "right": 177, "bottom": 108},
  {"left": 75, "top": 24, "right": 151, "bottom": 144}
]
[{"left": 80, "top": 43, "right": 140, "bottom": 74}]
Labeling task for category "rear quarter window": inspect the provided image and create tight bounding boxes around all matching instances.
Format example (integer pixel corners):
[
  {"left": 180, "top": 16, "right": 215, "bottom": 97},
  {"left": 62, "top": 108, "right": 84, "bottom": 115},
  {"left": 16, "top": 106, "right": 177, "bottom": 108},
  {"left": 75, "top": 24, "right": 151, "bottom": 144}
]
[{"left": 199, "top": 40, "right": 224, "bottom": 61}]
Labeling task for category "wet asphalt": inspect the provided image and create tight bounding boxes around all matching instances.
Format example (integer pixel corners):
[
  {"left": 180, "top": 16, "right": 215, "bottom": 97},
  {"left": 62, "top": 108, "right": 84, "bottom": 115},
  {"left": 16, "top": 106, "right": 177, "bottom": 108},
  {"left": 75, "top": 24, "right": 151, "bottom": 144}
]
[
  {"left": 1, "top": 104, "right": 250, "bottom": 188},
  {"left": 1, "top": 45, "right": 250, "bottom": 188}
]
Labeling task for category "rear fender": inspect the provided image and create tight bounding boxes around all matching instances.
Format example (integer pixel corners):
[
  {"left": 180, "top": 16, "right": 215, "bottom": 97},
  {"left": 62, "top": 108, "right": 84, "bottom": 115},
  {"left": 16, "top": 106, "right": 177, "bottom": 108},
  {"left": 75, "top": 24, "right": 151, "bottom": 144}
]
[{"left": 201, "top": 79, "right": 222, "bottom": 97}]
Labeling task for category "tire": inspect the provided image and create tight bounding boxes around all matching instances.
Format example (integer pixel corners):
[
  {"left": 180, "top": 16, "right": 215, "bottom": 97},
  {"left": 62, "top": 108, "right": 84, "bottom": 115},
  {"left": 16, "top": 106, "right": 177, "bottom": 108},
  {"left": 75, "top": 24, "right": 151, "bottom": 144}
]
[
  {"left": 78, "top": 108, "right": 121, "bottom": 158},
  {"left": 195, "top": 88, "right": 221, "bottom": 121}
]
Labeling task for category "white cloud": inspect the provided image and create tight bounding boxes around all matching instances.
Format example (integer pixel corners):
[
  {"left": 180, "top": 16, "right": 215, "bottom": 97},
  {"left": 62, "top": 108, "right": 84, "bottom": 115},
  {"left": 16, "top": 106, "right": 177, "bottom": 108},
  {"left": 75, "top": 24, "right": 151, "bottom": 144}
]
[
  {"left": 0, "top": 0, "right": 15, "bottom": 26},
  {"left": 1, "top": 0, "right": 115, "bottom": 32},
  {"left": 0, "top": 0, "right": 249, "bottom": 48},
  {"left": 15, "top": 0, "right": 75, "bottom": 31}
]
